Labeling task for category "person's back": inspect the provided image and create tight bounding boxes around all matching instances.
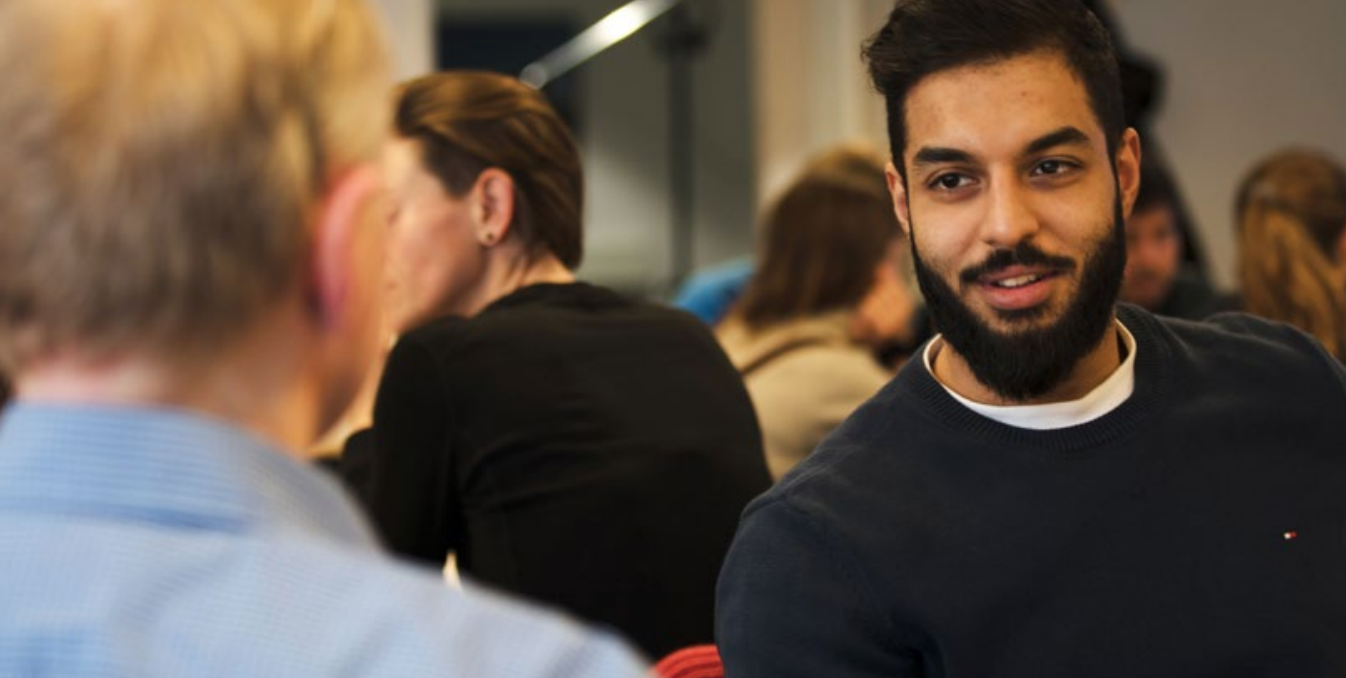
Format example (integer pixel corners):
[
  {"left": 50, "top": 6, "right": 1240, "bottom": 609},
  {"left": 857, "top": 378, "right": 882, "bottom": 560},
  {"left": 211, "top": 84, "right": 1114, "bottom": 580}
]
[
  {"left": 715, "top": 148, "right": 915, "bottom": 479},
  {"left": 0, "top": 1, "right": 645, "bottom": 675},
  {"left": 717, "top": 311, "right": 890, "bottom": 478},
  {"left": 342, "top": 70, "right": 769, "bottom": 659},
  {"left": 0, "top": 405, "right": 641, "bottom": 675},
  {"left": 360, "top": 281, "right": 769, "bottom": 658}
]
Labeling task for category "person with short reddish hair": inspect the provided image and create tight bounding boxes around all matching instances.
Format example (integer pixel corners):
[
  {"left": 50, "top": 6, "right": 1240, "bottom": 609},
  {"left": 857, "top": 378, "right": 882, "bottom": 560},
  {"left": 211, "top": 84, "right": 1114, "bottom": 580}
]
[{"left": 0, "top": 1, "right": 645, "bottom": 675}]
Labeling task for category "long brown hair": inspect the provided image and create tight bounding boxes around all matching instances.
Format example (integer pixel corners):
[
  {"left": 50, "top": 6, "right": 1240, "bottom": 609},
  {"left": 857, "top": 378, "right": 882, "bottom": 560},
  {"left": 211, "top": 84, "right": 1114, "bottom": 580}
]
[
  {"left": 734, "top": 147, "right": 901, "bottom": 330},
  {"left": 1236, "top": 149, "right": 1346, "bottom": 359},
  {"left": 393, "top": 71, "right": 584, "bottom": 269}
]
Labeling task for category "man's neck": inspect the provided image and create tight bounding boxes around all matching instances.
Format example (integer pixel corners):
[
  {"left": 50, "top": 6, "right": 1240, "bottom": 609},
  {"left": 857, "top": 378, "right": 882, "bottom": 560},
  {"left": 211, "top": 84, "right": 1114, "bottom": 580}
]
[
  {"left": 15, "top": 336, "right": 319, "bottom": 457},
  {"left": 931, "top": 318, "right": 1125, "bottom": 406}
]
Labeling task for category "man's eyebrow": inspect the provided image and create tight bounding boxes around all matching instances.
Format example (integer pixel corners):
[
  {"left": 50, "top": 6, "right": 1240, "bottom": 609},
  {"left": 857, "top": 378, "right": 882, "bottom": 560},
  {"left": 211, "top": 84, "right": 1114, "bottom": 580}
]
[
  {"left": 911, "top": 147, "right": 976, "bottom": 170},
  {"left": 1023, "top": 126, "right": 1091, "bottom": 157}
]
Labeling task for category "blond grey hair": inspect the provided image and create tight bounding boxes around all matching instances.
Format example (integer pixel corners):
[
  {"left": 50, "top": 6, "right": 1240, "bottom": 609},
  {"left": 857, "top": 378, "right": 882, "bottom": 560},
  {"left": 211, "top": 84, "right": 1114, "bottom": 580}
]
[{"left": 0, "top": 0, "right": 390, "bottom": 371}]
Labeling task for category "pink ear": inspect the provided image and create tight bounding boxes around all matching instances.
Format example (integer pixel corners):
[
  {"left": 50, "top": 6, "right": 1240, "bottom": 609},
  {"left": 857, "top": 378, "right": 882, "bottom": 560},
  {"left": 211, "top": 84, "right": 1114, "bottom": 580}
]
[{"left": 309, "top": 165, "right": 380, "bottom": 331}]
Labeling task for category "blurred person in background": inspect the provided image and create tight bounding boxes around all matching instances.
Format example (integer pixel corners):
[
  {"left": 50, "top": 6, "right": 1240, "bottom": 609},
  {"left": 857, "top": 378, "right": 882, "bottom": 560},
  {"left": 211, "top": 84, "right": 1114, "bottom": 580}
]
[
  {"left": 342, "top": 70, "right": 770, "bottom": 659},
  {"left": 1235, "top": 148, "right": 1346, "bottom": 360},
  {"left": 672, "top": 256, "right": 755, "bottom": 326},
  {"left": 716, "top": 146, "right": 920, "bottom": 479},
  {"left": 1119, "top": 160, "right": 1236, "bottom": 319},
  {"left": 0, "top": 0, "right": 646, "bottom": 675}
]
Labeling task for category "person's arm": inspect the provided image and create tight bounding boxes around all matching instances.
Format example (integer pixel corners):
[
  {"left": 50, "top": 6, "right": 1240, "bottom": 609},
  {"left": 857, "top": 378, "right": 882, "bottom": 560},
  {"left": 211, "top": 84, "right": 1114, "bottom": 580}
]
[
  {"left": 716, "top": 495, "right": 920, "bottom": 678},
  {"left": 363, "top": 336, "right": 462, "bottom": 565}
]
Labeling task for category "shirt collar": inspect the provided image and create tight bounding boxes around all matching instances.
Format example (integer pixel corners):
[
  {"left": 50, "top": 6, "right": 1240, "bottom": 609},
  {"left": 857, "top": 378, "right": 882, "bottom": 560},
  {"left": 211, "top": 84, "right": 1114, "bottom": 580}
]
[
  {"left": 0, "top": 402, "right": 376, "bottom": 547},
  {"left": 922, "top": 320, "right": 1137, "bottom": 430}
]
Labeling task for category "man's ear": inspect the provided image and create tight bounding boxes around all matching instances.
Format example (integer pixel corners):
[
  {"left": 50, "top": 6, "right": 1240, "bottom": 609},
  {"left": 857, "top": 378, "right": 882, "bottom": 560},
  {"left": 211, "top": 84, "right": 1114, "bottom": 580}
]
[
  {"left": 1115, "top": 128, "right": 1143, "bottom": 219},
  {"left": 472, "top": 168, "right": 517, "bottom": 246},
  {"left": 309, "top": 164, "right": 381, "bottom": 332},
  {"left": 885, "top": 161, "right": 912, "bottom": 237}
]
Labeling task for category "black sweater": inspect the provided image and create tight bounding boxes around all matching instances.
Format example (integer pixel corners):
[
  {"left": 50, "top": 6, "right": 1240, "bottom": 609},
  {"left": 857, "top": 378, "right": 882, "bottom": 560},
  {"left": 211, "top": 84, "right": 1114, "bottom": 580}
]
[
  {"left": 717, "top": 305, "right": 1346, "bottom": 677},
  {"left": 344, "top": 283, "right": 770, "bottom": 659}
]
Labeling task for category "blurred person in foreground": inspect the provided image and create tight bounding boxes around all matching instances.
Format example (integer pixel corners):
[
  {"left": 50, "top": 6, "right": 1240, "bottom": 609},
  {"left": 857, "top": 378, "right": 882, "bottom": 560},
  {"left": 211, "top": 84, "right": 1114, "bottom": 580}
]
[
  {"left": 1118, "top": 160, "right": 1236, "bottom": 319},
  {"left": 1236, "top": 148, "right": 1346, "bottom": 360},
  {"left": 0, "top": 0, "right": 646, "bottom": 675},
  {"left": 341, "top": 70, "right": 770, "bottom": 659},
  {"left": 716, "top": 0, "right": 1346, "bottom": 675},
  {"left": 716, "top": 146, "right": 921, "bottom": 479}
]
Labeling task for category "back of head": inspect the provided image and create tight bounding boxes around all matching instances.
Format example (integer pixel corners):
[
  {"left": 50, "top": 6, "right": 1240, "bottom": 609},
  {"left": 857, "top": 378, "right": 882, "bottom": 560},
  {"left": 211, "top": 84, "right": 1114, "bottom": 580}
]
[
  {"left": 736, "top": 147, "right": 900, "bottom": 329},
  {"left": 798, "top": 143, "right": 892, "bottom": 194},
  {"left": 394, "top": 71, "right": 585, "bottom": 270},
  {"left": 863, "top": 0, "right": 1124, "bottom": 173},
  {"left": 1235, "top": 149, "right": 1346, "bottom": 359},
  {"left": 1133, "top": 159, "right": 1178, "bottom": 217},
  {"left": 0, "top": 0, "right": 390, "bottom": 373}
]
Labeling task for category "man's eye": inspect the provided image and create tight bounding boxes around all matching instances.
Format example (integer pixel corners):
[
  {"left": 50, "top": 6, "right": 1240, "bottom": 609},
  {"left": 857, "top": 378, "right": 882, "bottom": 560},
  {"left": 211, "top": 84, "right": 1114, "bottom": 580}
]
[
  {"left": 932, "top": 174, "right": 969, "bottom": 190},
  {"left": 1033, "top": 159, "right": 1073, "bottom": 176}
]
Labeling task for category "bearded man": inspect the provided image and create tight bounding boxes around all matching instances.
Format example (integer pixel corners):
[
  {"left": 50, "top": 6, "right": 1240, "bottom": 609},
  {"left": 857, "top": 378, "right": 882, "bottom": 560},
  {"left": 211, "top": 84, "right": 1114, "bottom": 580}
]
[{"left": 715, "top": 0, "right": 1346, "bottom": 676}]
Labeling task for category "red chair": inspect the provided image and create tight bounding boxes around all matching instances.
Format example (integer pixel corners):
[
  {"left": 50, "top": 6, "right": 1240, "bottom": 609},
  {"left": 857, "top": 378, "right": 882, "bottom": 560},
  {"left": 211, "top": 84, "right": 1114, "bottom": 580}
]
[{"left": 654, "top": 644, "right": 724, "bottom": 678}]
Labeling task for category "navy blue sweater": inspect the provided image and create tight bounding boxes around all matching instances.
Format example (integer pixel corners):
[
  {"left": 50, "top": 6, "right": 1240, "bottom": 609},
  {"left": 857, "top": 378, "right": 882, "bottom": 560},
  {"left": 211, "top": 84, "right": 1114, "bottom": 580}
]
[{"left": 718, "top": 305, "right": 1346, "bottom": 677}]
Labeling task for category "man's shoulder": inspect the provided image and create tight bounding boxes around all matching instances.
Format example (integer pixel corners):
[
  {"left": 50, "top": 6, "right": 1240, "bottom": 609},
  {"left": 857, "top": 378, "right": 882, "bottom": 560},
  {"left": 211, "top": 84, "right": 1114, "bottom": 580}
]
[
  {"left": 752, "top": 389, "right": 925, "bottom": 529},
  {"left": 1132, "top": 304, "right": 1339, "bottom": 369},
  {"left": 1158, "top": 270, "right": 1239, "bottom": 321},
  {"left": 0, "top": 513, "right": 644, "bottom": 677},
  {"left": 1125, "top": 304, "right": 1346, "bottom": 405},
  {"left": 290, "top": 545, "right": 648, "bottom": 676}
]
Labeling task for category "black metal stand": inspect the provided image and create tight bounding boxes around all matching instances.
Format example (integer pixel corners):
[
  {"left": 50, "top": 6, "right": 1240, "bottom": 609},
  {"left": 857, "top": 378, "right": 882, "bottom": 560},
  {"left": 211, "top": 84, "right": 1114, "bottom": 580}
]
[{"left": 661, "top": 3, "right": 709, "bottom": 290}]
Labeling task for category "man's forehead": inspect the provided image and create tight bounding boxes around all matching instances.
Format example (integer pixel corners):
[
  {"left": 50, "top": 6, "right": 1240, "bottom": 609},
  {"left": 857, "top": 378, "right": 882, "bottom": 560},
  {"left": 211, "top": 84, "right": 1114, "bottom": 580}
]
[{"left": 901, "top": 51, "right": 1103, "bottom": 161}]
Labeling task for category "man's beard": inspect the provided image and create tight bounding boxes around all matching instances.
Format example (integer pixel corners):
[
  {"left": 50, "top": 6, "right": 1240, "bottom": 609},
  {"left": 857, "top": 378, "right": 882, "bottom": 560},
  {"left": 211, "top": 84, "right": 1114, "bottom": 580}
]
[{"left": 912, "top": 199, "right": 1127, "bottom": 402}]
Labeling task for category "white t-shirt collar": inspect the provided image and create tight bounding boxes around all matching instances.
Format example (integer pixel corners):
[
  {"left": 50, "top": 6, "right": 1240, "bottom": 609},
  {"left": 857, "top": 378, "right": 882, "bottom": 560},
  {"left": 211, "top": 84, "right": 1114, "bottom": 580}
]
[{"left": 923, "top": 320, "right": 1137, "bottom": 430}]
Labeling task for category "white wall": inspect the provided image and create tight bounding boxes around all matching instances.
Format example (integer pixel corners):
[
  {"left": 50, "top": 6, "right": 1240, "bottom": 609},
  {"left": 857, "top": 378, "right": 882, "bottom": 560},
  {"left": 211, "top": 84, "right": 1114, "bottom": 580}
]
[
  {"left": 437, "top": 0, "right": 755, "bottom": 296},
  {"left": 750, "top": 0, "right": 890, "bottom": 206},
  {"left": 1110, "top": 0, "right": 1346, "bottom": 290},
  {"left": 370, "top": 0, "right": 434, "bottom": 79}
]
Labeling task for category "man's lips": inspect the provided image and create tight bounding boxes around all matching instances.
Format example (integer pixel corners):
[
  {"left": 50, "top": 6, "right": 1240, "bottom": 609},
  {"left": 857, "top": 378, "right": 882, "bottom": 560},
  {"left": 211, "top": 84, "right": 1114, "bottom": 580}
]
[
  {"left": 978, "top": 265, "right": 1061, "bottom": 286},
  {"left": 972, "top": 266, "right": 1064, "bottom": 311}
]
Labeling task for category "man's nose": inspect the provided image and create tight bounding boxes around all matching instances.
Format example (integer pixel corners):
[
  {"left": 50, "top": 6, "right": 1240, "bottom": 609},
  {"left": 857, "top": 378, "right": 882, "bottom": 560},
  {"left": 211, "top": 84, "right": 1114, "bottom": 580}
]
[{"left": 981, "top": 180, "right": 1041, "bottom": 249}]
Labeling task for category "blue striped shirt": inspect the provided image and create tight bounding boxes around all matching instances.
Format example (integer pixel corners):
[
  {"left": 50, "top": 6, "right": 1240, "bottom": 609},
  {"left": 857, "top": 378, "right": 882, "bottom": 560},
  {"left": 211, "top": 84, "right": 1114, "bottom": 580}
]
[{"left": 0, "top": 403, "right": 649, "bottom": 677}]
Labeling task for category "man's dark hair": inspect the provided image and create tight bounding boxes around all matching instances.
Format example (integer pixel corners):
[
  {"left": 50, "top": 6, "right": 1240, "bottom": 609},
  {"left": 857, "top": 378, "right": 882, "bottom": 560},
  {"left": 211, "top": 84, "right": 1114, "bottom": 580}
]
[{"left": 863, "top": 0, "right": 1125, "bottom": 177}]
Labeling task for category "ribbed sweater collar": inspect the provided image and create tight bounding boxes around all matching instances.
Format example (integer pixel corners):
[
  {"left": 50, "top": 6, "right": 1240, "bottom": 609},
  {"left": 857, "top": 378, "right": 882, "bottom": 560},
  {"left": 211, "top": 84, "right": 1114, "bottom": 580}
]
[{"left": 893, "top": 304, "right": 1170, "bottom": 454}]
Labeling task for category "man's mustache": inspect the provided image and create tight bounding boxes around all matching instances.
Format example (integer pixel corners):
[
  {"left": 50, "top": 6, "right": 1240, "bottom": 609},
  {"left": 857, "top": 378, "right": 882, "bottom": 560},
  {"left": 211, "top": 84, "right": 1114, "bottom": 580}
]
[{"left": 960, "top": 242, "right": 1076, "bottom": 284}]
